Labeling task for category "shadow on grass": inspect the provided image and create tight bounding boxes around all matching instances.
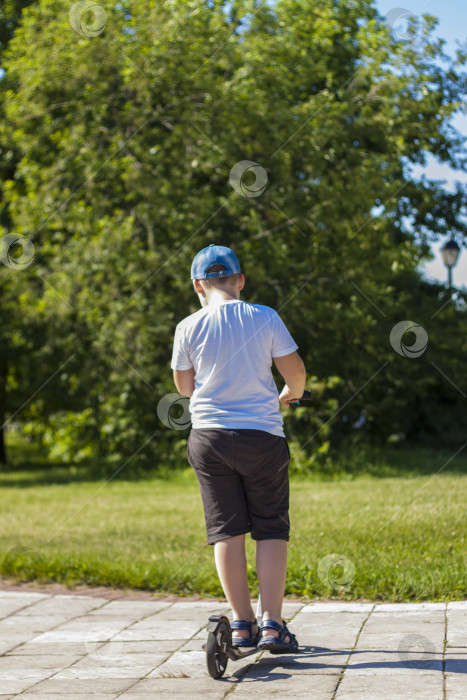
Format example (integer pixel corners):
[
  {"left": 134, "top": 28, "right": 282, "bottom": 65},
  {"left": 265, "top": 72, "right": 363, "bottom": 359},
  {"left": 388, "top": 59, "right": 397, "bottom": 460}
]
[
  {"left": 290, "top": 445, "right": 467, "bottom": 481},
  {"left": 0, "top": 462, "right": 103, "bottom": 487},
  {"left": 1, "top": 433, "right": 192, "bottom": 487},
  {"left": 0, "top": 461, "right": 188, "bottom": 488},
  {"left": 1, "top": 442, "right": 466, "bottom": 488}
]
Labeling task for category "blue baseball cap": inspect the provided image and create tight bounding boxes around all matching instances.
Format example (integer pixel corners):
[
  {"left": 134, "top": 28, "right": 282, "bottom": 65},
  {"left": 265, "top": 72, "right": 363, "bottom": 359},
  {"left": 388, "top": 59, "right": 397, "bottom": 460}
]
[{"left": 191, "top": 244, "right": 242, "bottom": 279}]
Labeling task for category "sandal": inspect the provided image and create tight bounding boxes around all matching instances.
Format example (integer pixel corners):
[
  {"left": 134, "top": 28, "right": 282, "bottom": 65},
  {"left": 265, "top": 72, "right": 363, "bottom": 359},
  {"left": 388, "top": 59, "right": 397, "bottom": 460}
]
[
  {"left": 230, "top": 618, "right": 261, "bottom": 648},
  {"left": 257, "top": 619, "right": 299, "bottom": 654}
]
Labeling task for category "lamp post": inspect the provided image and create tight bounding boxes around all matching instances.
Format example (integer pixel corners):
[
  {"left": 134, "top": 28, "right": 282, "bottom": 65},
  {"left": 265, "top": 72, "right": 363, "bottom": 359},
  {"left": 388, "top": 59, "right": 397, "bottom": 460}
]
[{"left": 440, "top": 239, "right": 460, "bottom": 295}]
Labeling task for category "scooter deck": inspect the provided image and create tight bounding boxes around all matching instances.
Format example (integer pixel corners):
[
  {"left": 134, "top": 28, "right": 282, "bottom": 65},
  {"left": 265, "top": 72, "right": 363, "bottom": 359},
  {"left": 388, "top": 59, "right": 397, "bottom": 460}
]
[{"left": 202, "top": 641, "right": 260, "bottom": 660}]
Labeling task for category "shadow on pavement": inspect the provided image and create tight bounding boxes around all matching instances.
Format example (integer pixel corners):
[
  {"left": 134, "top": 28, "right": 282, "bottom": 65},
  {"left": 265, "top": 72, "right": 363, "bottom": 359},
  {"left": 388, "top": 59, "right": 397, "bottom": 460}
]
[{"left": 215, "top": 646, "right": 466, "bottom": 682}]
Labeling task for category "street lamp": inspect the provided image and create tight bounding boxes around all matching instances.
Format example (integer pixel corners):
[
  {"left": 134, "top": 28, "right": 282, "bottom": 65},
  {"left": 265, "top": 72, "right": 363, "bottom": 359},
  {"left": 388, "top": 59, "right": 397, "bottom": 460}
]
[{"left": 440, "top": 239, "right": 460, "bottom": 295}]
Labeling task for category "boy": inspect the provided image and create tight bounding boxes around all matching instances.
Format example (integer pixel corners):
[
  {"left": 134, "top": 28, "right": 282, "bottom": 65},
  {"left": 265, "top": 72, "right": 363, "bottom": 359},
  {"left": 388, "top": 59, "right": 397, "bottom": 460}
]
[{"left": 171, "top": 244, "right": 306, "bottom": 652}]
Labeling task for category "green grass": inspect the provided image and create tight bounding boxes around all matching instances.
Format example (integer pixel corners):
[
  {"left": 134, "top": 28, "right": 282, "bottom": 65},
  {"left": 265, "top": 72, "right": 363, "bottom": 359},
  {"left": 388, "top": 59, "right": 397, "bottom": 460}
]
[{"left": 1, "top": 444, "right": 466, "bottom": 601}]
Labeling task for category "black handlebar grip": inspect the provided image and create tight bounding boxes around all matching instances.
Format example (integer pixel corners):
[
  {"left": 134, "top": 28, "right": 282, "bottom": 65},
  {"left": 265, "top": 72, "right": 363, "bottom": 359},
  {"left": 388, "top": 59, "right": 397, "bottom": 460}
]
[{"left": 289, "top": 390, "right": 312, "bottom": 407}]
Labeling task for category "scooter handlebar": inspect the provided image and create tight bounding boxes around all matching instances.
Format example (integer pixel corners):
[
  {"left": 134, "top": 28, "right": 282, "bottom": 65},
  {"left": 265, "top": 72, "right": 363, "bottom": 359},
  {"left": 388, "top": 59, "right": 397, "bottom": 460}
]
[{"left": 289, "top": 389, "right": 312, "bottom": 407}]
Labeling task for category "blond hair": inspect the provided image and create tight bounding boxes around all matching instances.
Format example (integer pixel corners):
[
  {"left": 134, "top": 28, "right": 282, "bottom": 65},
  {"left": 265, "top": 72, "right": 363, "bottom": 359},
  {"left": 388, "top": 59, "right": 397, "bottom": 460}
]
[{"left": 199, "top": 264, "right": 240, "bottom": 289}]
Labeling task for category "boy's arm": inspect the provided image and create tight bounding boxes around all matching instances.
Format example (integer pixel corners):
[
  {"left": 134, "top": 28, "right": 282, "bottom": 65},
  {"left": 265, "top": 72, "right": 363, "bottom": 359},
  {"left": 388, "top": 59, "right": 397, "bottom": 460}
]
[
  {"left": 173, "top": 368, "right": 195, "bottom": 398},
  {"left": 273, "top": 351, "right": 306, "bottom": 406}
]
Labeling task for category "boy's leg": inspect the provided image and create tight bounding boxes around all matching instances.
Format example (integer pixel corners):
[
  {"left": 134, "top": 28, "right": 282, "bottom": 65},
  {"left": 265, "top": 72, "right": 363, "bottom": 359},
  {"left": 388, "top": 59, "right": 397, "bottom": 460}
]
[
  {"left": 230, "top": 431, "right": 291, "bottom": 640},
  {"left": 256, "top": 538, "right": 292, "bottom": 641},
  {"left": 187, "top": 429, "right": 254, "bottom": 638},
  {"left": 214, "top": 534, "right": 257, "bottom": 640}
]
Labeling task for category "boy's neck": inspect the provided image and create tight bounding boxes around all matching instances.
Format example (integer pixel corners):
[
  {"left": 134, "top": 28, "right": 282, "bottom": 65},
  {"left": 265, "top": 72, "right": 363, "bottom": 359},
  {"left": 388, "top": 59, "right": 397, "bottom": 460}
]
[{"left": 206, "top": 289, "right": 240, "bottom": 306}]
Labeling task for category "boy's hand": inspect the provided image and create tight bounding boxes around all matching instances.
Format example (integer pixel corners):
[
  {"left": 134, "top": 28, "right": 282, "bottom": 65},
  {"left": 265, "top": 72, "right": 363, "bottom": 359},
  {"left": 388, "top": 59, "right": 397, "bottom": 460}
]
[
  {"left": 279, "top": 385, "right": 302, "bottom": 406},
  {"left": 273, "top": 352, "right": 306, "bottom": 406}
]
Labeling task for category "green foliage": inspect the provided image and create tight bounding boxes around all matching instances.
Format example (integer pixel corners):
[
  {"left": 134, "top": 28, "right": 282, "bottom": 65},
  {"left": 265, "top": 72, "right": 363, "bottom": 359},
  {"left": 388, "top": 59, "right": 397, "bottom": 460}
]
[
  {"left": 0, "top": 0, "right": 37, "bottom": 57},
  {"left": 0, "top": 0, "right": 466, "bottom": 468}
]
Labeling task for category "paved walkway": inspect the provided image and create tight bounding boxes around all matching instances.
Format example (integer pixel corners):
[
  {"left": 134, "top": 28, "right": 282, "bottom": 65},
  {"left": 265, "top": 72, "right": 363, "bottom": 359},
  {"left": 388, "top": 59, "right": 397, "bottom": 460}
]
[{"left": 0, "top": 591, "right": 465, "bottom": 698}]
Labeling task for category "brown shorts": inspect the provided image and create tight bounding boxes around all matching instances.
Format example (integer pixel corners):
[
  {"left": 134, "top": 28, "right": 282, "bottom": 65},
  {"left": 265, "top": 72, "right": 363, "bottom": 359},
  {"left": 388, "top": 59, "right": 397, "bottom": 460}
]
[{"left": 187, "top": 428, "right": 290, "bottom": 546}]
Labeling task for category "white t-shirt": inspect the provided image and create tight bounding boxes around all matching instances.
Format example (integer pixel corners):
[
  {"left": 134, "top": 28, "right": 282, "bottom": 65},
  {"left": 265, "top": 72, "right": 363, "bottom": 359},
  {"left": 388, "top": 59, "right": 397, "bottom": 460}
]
[{"left": 171, "top": 299, "right": 298, "bottom": 437}]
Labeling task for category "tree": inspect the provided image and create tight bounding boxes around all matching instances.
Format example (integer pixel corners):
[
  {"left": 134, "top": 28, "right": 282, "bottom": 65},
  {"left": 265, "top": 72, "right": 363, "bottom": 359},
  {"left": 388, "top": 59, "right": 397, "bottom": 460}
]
[
  {"left": 0, "top": 0, "right": 37, "bottom": 56},
  {"left": 0, "top": 0, "right": 39, "bottom": 462},
  {"left": 0, "top": 0, "right": 466, "bottom": 470}
]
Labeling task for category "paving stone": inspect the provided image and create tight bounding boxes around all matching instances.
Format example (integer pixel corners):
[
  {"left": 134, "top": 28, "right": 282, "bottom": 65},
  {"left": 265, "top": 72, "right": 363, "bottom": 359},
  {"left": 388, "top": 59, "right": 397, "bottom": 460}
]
[
  {"left": 445, "top": 674, "right": 467, "bottom": 700},
  {"left": 0, "top": 655, "right": 74, "bottom": 683},
  {"left": 356, "top": 611, "right": 445, "bottom": 650},
  {"left": 0, "top": 592, "right": 49, "bottom": 602},
  {"left": 335, "top": 673, "right": 443, "bottom": 698},
  {"left": 52, "top": 653, "right": 168, "bottom": 679},
  {"left": 7, "top": 642, "right": 88, "bottom": 656},
  {"left": 149, "top": 606, "right": 229, "bottom": 622},
  {"left": 94, "top": 640, "right": 183, "bottom": 654},
  {"left": 32, "top": 619, "right": 130, "bottom": 644},
  {"left": 447, "top": 601, "right": 467, "bottom": 611},
  {"left": 119, "top": 677, "right": 235, "bottom": 697},
  {"left": 52, "top": 594, "right": 108, "bottom": 605},
  {"left": 0, "top": 615, "right": 73, "bottom": 634},
  {"left": 70, "top": 614, "right": 135, "bottom": 625},
  {"left": 0, "top": 668, "right": 65, "bottom": 682},
  {"left": 290, "top": 611, "right": 368, "bottom": 649},
  {"left": 122, "top": 695, "right": 209, "bottom": 699},
  {"left": 89, "top": 651, "right": 168, "bottom": 666},
  {"left": 148, "top": 650, "right": 213, "bottom": 678},
  {"left": 23, "top": 696, "right": 118, "bottom": 700},
  {"left": 60, "top": 650, "right": 168, "bottom": 671},
  {"left": 113, "top": 619, "right": 203, "bottom": 641},
  {"left": 300, "top": 602, "right": 374, "bottom": 613},
  {"left": 0, "top": 632, "right": 37, "bottom": 654},
  {"left": 169, "top": 602, "right": 229, "bottom": 613},
  {"left": 447, "top": 609, "right": 467, "bottom": 647},
  {"left": 87, "top": 600, "right": 172, "bottom": 618},
  {"left": 16, "top": 595, "right": 107, "bottom": 618},
  {"left": 0, "top": 680, "right": 41, "bottom": 694},
  {"left": 279, "top": 601, "right": 307, "bottom": 617},
  {"left": 373, "top": 603, "right": 446, "bottom": 613},
  {"left": 191, "top": 627, "right": 210, "bottom": 640},
  {"left": 0, "top": 655, "right": 78, "bottom": 673},
  {"left": 175, "top": 637, "right": 207, "bottom": 652},
  {"left": 231, "top": 671, "right": 338, "bottom": 696},
  {"left": 21, "top": 678, "right": 138, "bottom": 694},
  {"left": 0, "top": 593, "right": 48, "bottom": 619}
]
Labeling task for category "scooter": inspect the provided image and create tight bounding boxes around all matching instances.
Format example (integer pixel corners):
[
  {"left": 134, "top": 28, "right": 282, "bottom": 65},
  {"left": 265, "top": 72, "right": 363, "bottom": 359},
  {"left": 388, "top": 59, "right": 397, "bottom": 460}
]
[
  {"left": 203, "top": 597, "right": 264, "bottom": 679},
  {"left": 203, "top": 390, "right": 312, "bottom": 678}
]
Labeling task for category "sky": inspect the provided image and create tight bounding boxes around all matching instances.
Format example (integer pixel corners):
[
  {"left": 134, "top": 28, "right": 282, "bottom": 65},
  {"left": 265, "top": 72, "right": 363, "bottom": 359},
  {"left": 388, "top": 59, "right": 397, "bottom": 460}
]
[
  {"left": 374, "top": 0, "right": 467, "bottom": 289},
  {"left": 1, "top": 1, "right": 466, "bottom": 289}
]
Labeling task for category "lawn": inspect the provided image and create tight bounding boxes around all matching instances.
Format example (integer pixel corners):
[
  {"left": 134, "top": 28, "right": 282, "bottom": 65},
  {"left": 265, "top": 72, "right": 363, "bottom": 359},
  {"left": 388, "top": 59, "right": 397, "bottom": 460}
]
[{"left": 0, "top": 445, "right": 466, "bottom": 601}]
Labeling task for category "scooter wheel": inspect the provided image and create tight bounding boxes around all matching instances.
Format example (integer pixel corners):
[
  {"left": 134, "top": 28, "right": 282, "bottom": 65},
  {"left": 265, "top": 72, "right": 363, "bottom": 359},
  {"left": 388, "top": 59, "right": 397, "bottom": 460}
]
[{"left": 206, "top": 619, "right": 230, "bottom": 679}]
